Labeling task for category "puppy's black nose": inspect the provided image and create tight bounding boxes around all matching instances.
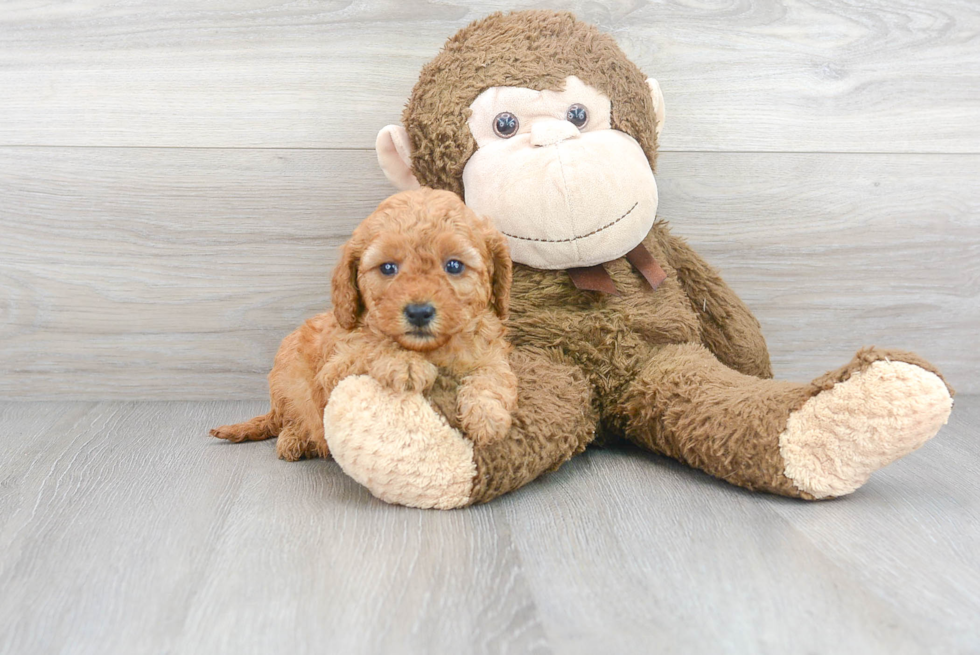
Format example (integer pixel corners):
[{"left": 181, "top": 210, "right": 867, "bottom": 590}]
[{"left": 404, "top": 303, "right": 436, "bottom": 328}]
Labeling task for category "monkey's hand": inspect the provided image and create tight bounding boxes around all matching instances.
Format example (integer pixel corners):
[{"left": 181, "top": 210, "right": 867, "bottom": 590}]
[{"left": 369, "top": 353, "right": 438, "bottom": 395}]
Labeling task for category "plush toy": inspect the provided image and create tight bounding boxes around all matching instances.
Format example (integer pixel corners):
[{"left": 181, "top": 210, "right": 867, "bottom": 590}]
[{"left": 321, "top": 10, "right": 954, "bottom": 509}]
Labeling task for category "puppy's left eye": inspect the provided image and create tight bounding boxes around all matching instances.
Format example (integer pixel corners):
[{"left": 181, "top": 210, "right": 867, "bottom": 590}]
[
  {"left": 379, "top": 262, "right": 398, "bottom": 276},
  {"left": 444, "top": 259, "right": 465, "bottom": 275}
]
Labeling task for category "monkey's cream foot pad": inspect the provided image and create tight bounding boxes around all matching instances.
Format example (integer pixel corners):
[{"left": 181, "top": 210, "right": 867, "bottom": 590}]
[
  {"left": 780, "top": 361, "right": 953, "bottom": 499},
  {"left": 324, "top": 375, "right": 476, "bottom": 509}
]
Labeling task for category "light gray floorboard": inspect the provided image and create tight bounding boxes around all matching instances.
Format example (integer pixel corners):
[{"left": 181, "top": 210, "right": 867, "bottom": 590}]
[
  {"left": 0, "top": 401, "right": 548, "bottom": 655},
  {"left": 0, "top": 397, "right": 978, "bottom": 654},
  {"left": 766, "top": 403, "right": 980, "bottom": 654},
  {"left": 501, "top": 399, "right": 980, "bottom": 654}
]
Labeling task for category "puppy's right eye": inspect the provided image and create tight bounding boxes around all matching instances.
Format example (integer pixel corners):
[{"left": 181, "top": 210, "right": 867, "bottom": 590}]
[
  {"left": 444, "top": 259, "right": 465, "bottom": 275},
  {"left": 379, "top": 262, "right": 398, "bottom": 276},
  {"left": 492, "top": 112, "right": 519, "bottom": 138}
]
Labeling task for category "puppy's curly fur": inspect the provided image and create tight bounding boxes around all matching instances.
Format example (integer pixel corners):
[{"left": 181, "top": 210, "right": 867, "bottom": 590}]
[{"left": 211, "top": 188, "right": 517, "bottom": 460}]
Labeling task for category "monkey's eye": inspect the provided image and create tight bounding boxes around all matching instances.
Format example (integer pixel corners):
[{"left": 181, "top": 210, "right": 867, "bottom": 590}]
[
  {"left": 444, "top": 259, "right": 465, "bottom": 275},
  {"left": 492, "top": 112, "right": 519, "bottom": 138},
  {"left": 379, "top": 262, "right": 398, "bottom": 276},
  {"left": 566, "top": 104, "right": 589, "bottom": 129}
]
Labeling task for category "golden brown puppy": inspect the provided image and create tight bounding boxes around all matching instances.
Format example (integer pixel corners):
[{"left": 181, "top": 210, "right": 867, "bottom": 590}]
[{"left": 211, "top": 188, "right": 516, "bottom": 460}]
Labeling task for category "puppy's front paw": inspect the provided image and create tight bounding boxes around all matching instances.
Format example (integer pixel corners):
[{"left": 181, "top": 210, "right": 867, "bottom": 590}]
[
  {"left": 276, "top": 427, "right": 307, "bottom": 462},
  {"left": 370, "top": 356, "right": 438, "bottom": 394},
  {"left": 459, "top": 398, "right": 513, "bottom": 447}
]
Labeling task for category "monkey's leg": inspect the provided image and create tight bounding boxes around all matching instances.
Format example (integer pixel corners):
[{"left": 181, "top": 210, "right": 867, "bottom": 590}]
[
  {"left": 323, "top": 350, "right": 596, "bottom": 509},
  {"left": 620, "top": 343, "right": 953, "bottom": 498}
]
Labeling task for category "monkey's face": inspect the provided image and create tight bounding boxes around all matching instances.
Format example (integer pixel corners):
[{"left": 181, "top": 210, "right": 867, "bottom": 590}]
[{"left": 460, "top": 76, "right": 658, "bottom": 270}]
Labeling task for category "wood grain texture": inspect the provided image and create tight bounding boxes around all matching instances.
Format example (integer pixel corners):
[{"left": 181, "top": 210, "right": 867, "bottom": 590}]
[
  {"left": 0, "top": 397, "right": 977, "bottom": 654},
  {"left": 2, "top": 147, "right": 976, "bottom": 398},
  {"left": 0, "top": 401, "right": 550, "bottom": 655},
  {"left": 2, "top": 3, "right": 977, "bottom": 650},
  {"left": 0, "top": 147, "right": 377, "bottom": 399},
  {"left": 500, "top": 395, "right": 980, "bottom": 654},
  {"left": 657, "top": 151, "right": 980, "bottom": 394},
  {"left": 765, "top": 406, "right": 980, "bottom": 654},
  {"left": 1, "top": 0, "right": 979, "bottom": 151}
]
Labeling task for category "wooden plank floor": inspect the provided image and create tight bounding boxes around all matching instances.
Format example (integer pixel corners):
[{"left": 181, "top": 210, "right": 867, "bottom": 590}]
[{"left": 1, "top": 396, "right": 977, "bottom": 654}]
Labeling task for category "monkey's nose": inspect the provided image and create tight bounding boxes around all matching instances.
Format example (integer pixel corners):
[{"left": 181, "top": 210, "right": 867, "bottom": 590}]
[
  {"left": 404, "top": 303, "right": 436, "bottom": 328},
  {"left": 530, "top": 119, "right": 581, "bottom": 147}
]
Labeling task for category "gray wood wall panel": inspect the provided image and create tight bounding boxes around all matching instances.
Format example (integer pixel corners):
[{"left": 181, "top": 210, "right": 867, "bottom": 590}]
[
  {"left": 1, "top": 147, "right": 976, "bottom": 398},
  {"left": 1, "top": 0, "right": 978, "bottom": 151},
  {"left": 1, "top": 0, "right": 978, "bottom": 399}
]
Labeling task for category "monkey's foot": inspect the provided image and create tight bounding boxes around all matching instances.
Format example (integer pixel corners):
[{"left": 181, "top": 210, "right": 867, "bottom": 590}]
[
  {"left": 779, "top": 352, "right": 953, "bottom": 498},
  {"left": 324, "top": 376, "right": 476, "bottom": 510}
]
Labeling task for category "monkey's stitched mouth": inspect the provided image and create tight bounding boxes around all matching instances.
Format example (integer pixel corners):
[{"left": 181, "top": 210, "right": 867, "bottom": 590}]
[{"left": 499, "top": 202, "right": 638, "bottom": 243}]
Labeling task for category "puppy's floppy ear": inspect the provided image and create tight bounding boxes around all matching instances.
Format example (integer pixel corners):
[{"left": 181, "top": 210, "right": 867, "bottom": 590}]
[
  {"left": 483, "top": 223, "right": 513, "bottom": 320},
  {"left": 331, "top": 235, "right": 364, "bottom": 330}
]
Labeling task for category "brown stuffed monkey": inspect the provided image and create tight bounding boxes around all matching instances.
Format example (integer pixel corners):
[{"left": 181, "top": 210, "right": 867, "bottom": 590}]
[{"left": 321, "top": 10, "right": 954, "bottom": 509}]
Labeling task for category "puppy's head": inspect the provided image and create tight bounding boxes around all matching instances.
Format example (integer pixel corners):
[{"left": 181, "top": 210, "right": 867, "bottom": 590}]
[{"left": 332, "top": 188, "right": 511, "bottom": 352}]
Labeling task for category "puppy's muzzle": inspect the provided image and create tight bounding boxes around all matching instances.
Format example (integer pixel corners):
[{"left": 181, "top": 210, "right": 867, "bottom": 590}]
[{"left": 404, "top": 302, "right": 436, "bottom": 328}]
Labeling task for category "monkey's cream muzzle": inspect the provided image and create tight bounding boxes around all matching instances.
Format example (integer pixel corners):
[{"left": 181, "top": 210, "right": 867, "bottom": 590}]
[{"left": 462, "top": 76, "right": 659, "bottom": 269}]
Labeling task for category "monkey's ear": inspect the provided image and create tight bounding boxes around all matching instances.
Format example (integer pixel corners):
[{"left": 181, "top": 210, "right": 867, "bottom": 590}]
[
  {"left": 646, "top": 78, "right": 666, "bottom": 138},
  {"left": 376, "top": 125, "right": 421, "bottom": 191}
]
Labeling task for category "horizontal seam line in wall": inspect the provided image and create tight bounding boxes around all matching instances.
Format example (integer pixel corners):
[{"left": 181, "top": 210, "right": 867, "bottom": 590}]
[{"left": 0, "top": 145, "right": 978, "bottom": 155}]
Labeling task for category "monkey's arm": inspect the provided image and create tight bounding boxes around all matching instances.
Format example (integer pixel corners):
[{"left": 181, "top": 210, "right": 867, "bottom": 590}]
[
  {"left": 324, "top": 348, "right": 596, "bottom": 508},
  {"left": 650, "top": 223, "right": 773, "bottom": 379}
]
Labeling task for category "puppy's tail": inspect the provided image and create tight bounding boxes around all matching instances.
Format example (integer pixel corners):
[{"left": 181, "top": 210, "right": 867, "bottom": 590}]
[{"left": 210, "top": 411, "right": 279, "bottom": 443}]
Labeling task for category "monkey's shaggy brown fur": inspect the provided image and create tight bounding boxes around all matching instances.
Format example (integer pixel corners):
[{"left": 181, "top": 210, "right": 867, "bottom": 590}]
[
  {"left": 426, "top": 226, "right": 951, "bottom": 503},
  {"left": 364, "top": 11, "right": 953, "bottom": 504},
  {"left": 211, "top": 188, "right": 517, "bottom": 458},
  {"left": 404, "top": 10, "right": 660, "bottom": 198}
]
